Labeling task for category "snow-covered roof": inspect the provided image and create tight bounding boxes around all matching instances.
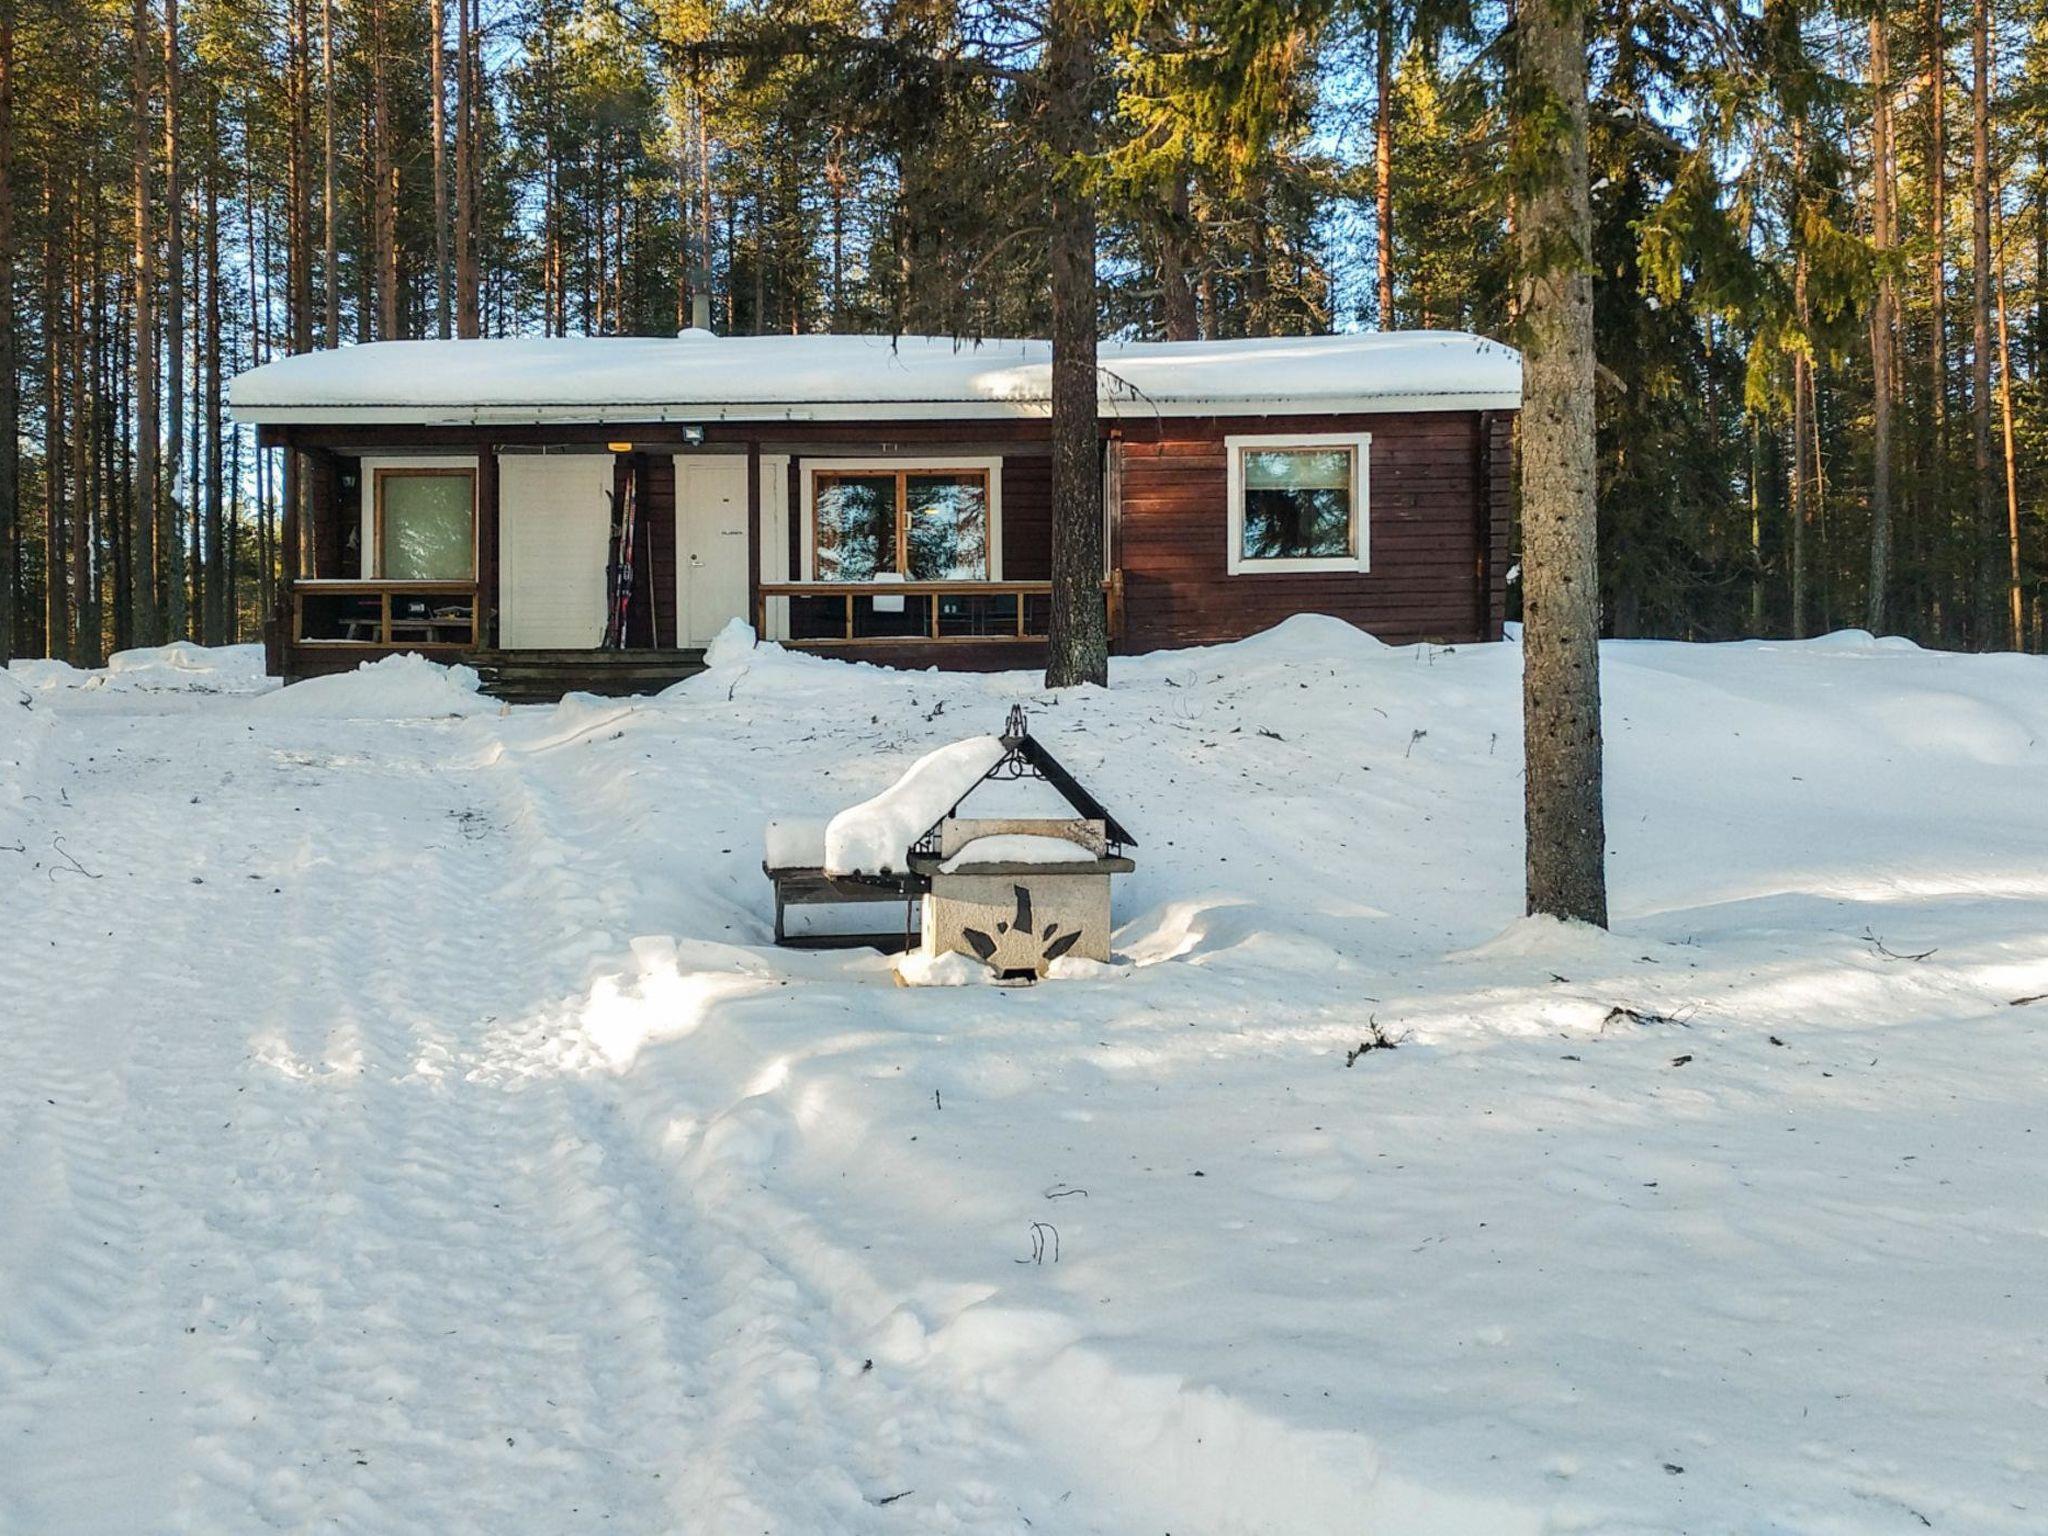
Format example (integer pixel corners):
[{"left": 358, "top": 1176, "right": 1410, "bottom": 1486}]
[{"left": 228, "top": 330, "right": 1521, "bottom": 426}]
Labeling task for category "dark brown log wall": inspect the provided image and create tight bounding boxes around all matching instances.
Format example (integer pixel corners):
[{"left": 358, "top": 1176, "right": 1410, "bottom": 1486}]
[{"left": 1115, "top": 410, "right": 1503, "bottom": 650}]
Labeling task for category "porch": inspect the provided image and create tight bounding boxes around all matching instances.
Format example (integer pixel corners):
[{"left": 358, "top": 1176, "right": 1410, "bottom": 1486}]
[{"left": 261, "top": 423, "right": 1099, "bottom": 693}]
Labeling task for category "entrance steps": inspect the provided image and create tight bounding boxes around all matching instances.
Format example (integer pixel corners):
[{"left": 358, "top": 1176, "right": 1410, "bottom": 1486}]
[{"left": 465, "top": 648, "right": 709, "bottom": 703}]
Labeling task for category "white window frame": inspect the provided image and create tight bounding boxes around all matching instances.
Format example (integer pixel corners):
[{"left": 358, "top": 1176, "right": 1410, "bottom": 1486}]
[
  {"left": 799, "top": 456, "right": 1005, "bottom": 582},
  {"left": 1224, "top": 431, "right": 1371, "bottom": 575}
]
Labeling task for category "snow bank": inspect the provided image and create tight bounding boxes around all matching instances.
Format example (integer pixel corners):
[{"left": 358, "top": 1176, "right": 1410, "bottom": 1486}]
[
  {"left": 8, "top": 642, "right": 272, "bottom": 695},
  {"left": 251, "top": 653, "right": 492, "bottom": 719},
  {"left": 938, "top": 833, "right": 1096, "bottom": 871},
  {"left": 9, "top": 619, "right": 2048, "bottom": 1536},
  {"left": 822, "top": 734, "right": 1006, "bottom": 875},
  {"left": 893, "top": 949, "right": 995, "bottom": 987},
  {"left": 702, "top": 617, "right": 758, "bottom": 671}
]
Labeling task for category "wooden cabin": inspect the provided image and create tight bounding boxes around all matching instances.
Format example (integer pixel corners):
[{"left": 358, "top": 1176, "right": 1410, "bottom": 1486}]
[{"left": 229, "top": 330, "right": 1520, "bottom": 696}]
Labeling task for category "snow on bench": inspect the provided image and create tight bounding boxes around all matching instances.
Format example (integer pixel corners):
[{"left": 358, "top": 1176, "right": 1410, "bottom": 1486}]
[
  {"left": 821, "top": 734, "right": 1007, "bottom": 877},
  {"left": 938, "top": 834, "right": 1097, "bottom": 872}
]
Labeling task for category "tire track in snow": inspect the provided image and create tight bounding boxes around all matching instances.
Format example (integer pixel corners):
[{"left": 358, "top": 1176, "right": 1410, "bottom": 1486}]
[{"left": 481, "top": 714, "right": 1059, "bottom": 1534}]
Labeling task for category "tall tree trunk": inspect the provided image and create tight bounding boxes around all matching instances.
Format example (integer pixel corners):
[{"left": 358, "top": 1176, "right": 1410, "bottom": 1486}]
[
  {"left": 42, "top": 167, "right": 66, "bottom": 661},
  {"left": 454, "top": 0, "right": 478, "bottom": 336},
  {"left": 1968, "top": 0, "right": 1991, "bottom": 641},
  {"left": 699, "top": 74, "right": 714, "bottom": 330},
  {"left": 1042, "top": 0, "right": 1107, "bottom": 690},
  {"left": 68, "top": 187, "right": 95, "bottom": 665},
  {"left": 430, "top": 0, "right": 449, "bottom": 337},
  {"left": 321, "top": 0, "right": 337, "bottom": 344},
  {"left": 1993, "top": 221, "right": 2021, "bottom": 647},
  {"left": 130, "top": 0, "right": 158, "bottom": 644},
  {"left": 1374, "top": 2, "right": 1394, "bottom": 327},
  {"left": 203, "top": 84, "right": 223, "bottom": 644},
  {"left": 162, "top": 0, "right": 184, "bottom": 639},
  {"left": 1513, "top": 0, "right": 1608, "bottom": 927},
  {"left": 288, "top": 0, "right": 311, "bottom": 353},
  {"left": 1158, "top": 159, "right": 1199, "bottom": 340},
  {"left": 1790, "top": 120, "right": 1810, "bottom": 640},
  {"left": 1867, "top": 5, "right": 1896, "bottom": 631},
  {"left": 1926, "top": 0, "right": 1947, "bottom": 636},
  {"left": 371, "top": 0, "right": 396, "bottom": 338},
  {"left": 0, "top": 0, "right": 16, "bottom": 662}
]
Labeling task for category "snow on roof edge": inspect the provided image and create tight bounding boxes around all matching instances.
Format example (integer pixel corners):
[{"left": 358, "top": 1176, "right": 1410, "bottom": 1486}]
[{"left": 228, "top": 331, "right": 1523, "bottom": 425}]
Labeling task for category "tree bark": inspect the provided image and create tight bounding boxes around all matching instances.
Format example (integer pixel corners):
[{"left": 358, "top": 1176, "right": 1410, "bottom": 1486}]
[
  {"left": 1790, "top": 119, "right": 1810, "bottom": 640},
  {"left": 371, "top": 0, "right": 397, "bottom": 338},
  {"left": 203, "top": 82, "right": 223, "bottom": 644},
  {"left": 430, "top": 0, "right": 449, "bottom": 337},
  {"left": 1514, "top": 0, "right": 1608, "bottom": 927},
  {"left": 1924, "top": 0, "right": 1946, "bottom": 620},
  {"left": 1375, "top": 2, "right": 1394, "bottom": 327},
  {"left": 0, "top": 0, "right": 16, "bottom": 661},
  {"left": 1992, "top": 221, "right": 2020, "bottom": 647},
  {"left": 42, "top": 167, "right": 65, "bottom": 660},
  {"left": 454, "top": 0, "right": 479, "bottom": 336},
  {"left": 1042, "top": 0, "right": 1107, "bottom": 690},
  {"left": 1968, "top": 0, "right": 1990, "bottom": 640},
  {"left": 1866, "top": 6, "right": 1896, "bottom": 632},
  {"left": 162, "top": 0, "right": 184, "bottom": 639},
  {"left": 321, "top": 0, "right": 337, "bottom": 344},
  {"left": 1159, "top": 159, "right": 1198, "bottom": 341},
  {"left": 130, "top": 0, "right": 158, "bottom": 643}
]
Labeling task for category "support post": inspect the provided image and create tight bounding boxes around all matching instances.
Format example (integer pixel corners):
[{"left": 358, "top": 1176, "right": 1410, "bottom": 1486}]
[
  {"left": 475, "top": 442, "right": 498, "bottom": 649},
  {"left": 279, "top": 435, "right": 302, "bottom": 589},
  {"left": 745, "top": 440, "right": 761, "bottom": 640}
]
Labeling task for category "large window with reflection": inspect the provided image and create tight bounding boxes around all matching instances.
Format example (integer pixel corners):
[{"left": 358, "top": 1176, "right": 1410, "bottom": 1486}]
[
  {"left": 376, "top": 468, "right": 477, "bottom": 580},
  {"left": 813, "top": 466, "right": 992, "bottom": 582},
  {"left": 1224, "top": 432, "right": 1370, "bottom": 575}
]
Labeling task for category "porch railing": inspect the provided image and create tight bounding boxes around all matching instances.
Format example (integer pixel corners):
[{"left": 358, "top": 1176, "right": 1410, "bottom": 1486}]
[
  {"left": 292, "top": 579, "right": 479, "bottom": 649},
  {"left": 757, "top": 575, "right": 1121, "bottom": 647}
]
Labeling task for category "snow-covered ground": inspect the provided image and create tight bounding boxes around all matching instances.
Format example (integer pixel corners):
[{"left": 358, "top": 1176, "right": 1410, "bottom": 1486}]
[{"left": 2, "top": 619, "right": 2044, "bottom": 1535}]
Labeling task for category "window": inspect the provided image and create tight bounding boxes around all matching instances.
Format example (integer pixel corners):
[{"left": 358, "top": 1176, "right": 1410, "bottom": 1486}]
[
  {"left": 377, "top": 468, "right": 476, "bottom": 581},
  {"left": 810, "top": 464, "right": 995, "bottom": 581},
  {"left": 1224, "top": 432, "right": 1370, "bottom": 575}
]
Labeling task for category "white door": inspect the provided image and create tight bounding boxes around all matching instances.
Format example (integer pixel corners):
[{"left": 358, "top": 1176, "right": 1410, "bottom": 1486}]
[
  {"left": 499, "top": 455, "right": 614, "bottom": 648},
  {"left": 675, "top": 457, "right": 750, "bottom": 647}
]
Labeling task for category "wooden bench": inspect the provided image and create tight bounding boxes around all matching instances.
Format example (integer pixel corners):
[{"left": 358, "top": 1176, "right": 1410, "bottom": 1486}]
[{"left": 763, "top": 818, "right": 923, "bottom": 952}]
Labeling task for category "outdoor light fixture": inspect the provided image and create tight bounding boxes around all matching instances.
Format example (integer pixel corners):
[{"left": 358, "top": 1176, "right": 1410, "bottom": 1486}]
[
  {"left": 680, "top": 424, "right": 707, "bottom": 445},
  {"left": 606, "top": 441, "right": 634, "bottom": 453}
]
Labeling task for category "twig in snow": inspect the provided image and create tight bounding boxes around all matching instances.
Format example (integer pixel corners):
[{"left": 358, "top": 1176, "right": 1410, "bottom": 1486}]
[
  {"left": 1043, "top": 1184, "right": 1087, "bottom": 1200},
  {"left": 871, "top": 1489, "right": 914, "bottom": 1506},
  {"left": 47, "top": 835, "right": 101, "bottom": 882},
  {"left": 1600, "top": 1005, "right": 1692, "bottom": 1032},
  {"left": 2007, "top": 993, "right": 2045, "bottom": 1007},
  {"left": 1345, "top": 1018, "right": 1405, "bottom": 1064},
  {"left": 1405, "top": 728, "right": 1427, "bottom": 757},
  {"left": 1015, "top": 1222, "right": 1060, "bottom": 1264},
  {"left": 933, "top": 1089, "right": 941, "bottom": 1110},
  {"left": 1859, "top": 928, "right": 1937, "bottom": 962}
]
